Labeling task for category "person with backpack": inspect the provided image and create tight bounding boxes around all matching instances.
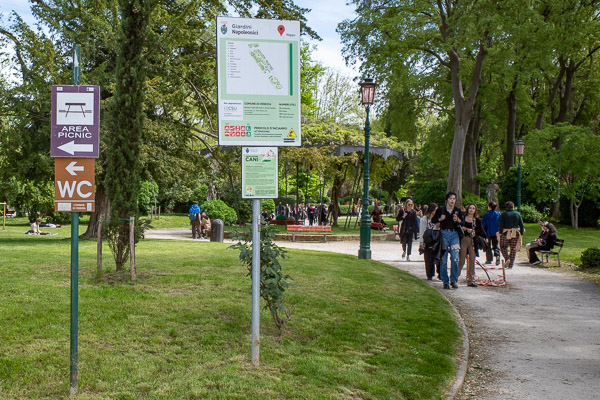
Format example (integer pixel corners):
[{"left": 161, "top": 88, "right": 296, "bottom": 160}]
[{"left": 189, "top": 201, "right": 201, "bottom": 239}]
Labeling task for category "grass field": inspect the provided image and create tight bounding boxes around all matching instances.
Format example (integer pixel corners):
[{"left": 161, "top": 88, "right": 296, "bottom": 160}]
[
  {"left": 521, "top": 222, "right": 600, "bottom": 278},
  {"left": 0, "top": 217, "right": 462, "bottom": 399}
]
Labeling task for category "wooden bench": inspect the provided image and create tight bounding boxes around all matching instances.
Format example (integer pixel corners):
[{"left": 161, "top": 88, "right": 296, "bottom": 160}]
[
  {"left": 539, "top": 238, "right": 565, "bottom": 267},
  {"left": 286, "top": 225, "right": 332, "bottom": 242}
]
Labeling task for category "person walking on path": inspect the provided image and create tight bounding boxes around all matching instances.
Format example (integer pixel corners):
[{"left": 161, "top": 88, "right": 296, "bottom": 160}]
[
  {"left": 432, "top": 192, "right": 463, "bottom": 289},
  {"left": 189, "top": 201, "right": 201, "bottom": 239},
  {"left": 419, "top": 203, "right": 440, "bottom": 280},
  {"left": 459, "top": 203, "right": 485, "bottom": 287},
  {"left": 498, "top": 201, "right": 525, "bottom": 269},
  {"left": 396, "top": 199, "right": 419, "bottom": 261},
  {"left": 481, "top": 201, "right": 501, "bottom": 265}
]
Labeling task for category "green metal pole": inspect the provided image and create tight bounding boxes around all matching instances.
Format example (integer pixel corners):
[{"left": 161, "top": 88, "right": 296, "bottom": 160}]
[
  {"left": 358, "top": 105, "right": 372, "bottom": 259},
  {"left": 517, "top": 156, "right": 522, "bottom": 213},
  {"left": 70, "top": 212, "right": 79, "bottom": 396},
  {"left": 70, "top": 44, "right": 80, "bottom": 397}
]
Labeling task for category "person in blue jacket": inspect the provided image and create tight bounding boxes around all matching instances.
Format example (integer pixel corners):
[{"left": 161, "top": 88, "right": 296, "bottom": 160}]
[
  {"left": 189, "top": 201, "right": 201, "bottom": 239},
  {"left": 481, "top": 201, "right": 501, "bottom": 265}
]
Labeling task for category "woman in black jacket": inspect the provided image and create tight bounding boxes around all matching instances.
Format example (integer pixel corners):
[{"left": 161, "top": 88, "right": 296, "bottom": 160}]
[
  {"left": 458, "top": 203, "right": 486, "bottom": 287},
  {"left": 526, "top": 222, "right": 557, "bottom": 265},
  {"left": 397, "top": 199, "right": 419, "bottom": 261}
]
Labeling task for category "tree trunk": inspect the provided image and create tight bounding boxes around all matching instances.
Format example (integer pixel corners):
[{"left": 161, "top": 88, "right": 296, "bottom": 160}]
[
  {"left": 463, "top": 106, "right": 481, "bottom": 196},
  {"left": 82, "top": 183, "right": 110, "bottom": 239},
  {"left": 330, "top": 173, "right": 343, "bottom": 227},
  {"left": 505, "top": 85, "right": 517, "bottom": 173},
  {"left": 446, "top": 44, "right": 487, "bottom": 207}
]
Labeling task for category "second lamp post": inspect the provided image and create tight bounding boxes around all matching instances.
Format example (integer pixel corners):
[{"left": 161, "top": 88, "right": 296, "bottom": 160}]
[
  {"left": 515, "top": 139, "right": 524, "bottom": 212},
  {"left": 358, "top": 77, "right": 377, "bottom": 260}
]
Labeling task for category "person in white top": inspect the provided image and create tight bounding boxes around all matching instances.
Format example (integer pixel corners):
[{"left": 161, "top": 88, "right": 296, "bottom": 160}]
[{"left": 419, "top": 203, "right": 440, "bottom": 280}]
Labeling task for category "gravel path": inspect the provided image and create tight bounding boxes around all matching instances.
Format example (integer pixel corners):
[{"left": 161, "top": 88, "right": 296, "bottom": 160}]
[{"left": 146, "top": 229, "right": 600, "bottom": 399}]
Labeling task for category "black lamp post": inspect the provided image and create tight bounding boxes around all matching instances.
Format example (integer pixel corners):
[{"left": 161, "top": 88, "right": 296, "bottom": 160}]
[
  {"left": 358, "top": 77, "right": 377, "bottom": 260},
  {"left": 515, "top": 139, "right": 525, "bottom": 212}
]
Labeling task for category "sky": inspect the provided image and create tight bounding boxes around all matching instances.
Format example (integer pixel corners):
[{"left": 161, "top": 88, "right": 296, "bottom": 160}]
[
  {"left": 0, "top": 0, "right": 359, "bottom": 77},
  {"left": 302, "top": 0, "right": 359, "bottom": 78}
]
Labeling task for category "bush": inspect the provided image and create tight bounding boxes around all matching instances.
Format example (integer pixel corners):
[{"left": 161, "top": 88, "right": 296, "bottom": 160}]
[
  {"left": 520, "top": 204, "right": 545, "bottom": 223},
  {"left": 229, "top": 226, "right": 292, "bottom": 333},
  {"left": 261, "top": 199, "right": 275, "bottom": 212},
  {"left": 138, "top": 181, "right": 158, "bottom": 215},
  {"left": 580, "top": 247, "right": 600, "bottom": 269},
  {"left": 202, "top": 200, "right": 237, "bottom": 225}
]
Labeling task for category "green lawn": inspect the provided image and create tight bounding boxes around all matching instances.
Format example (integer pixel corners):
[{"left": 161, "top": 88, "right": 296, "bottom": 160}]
[
  {"left": 522, "top": 223, "right": 600, "bottom": 276},
  {"left": 0, "top": 217, "right": 461, "bottom": 399}
]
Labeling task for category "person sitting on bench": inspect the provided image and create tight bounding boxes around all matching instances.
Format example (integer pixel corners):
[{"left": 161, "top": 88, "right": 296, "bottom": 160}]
[
  {"left": 526, "top": 222, "right": 557, "bottom": 265},
  {"left": 370, "top": 204, "right": 387, "bottom": 229}
]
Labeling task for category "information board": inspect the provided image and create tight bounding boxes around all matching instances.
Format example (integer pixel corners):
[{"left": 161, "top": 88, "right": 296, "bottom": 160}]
[
  {"left": 241, "top": 147, "right": 278, "bottom": 199},
  {"left": 217, "top": 17, "right": 301, "bottom": 146}
]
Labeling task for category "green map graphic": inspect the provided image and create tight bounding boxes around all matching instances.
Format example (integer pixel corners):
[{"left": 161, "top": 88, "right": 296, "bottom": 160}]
[{"left": 248, "top": 43, "right": 283, "bottom": 91}]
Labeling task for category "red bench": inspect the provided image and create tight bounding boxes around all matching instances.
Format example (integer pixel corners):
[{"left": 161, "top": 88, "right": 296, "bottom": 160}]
[
  {"left": 269, "top": 219, "right": 305, "bottom": 226},
  {"left": 358, "top": 221, "right": 385, "bottom": 230},
  {"left": 286, "top": 225, "right": 332, "bottom": 242}
]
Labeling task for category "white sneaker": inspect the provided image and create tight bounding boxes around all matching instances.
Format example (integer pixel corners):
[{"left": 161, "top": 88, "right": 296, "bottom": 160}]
[{"left": 406, "top": 256, "right": 410, "bottom": 262}]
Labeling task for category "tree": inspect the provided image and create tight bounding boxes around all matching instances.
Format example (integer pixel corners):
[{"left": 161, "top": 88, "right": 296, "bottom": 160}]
[
  {"left": 103, "top": 0, "right": 157, "bottom": 272},
  {"left": 524, "top": 124, "right": 600, "bottom": 229},
  {"left": 338, "top": 0, "right": 510, "bottom": 205}
]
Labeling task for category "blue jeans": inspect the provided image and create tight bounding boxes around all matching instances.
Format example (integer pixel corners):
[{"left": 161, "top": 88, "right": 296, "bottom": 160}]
[{"left": 440, "top": 230, "right": 460, "bottom": 284}]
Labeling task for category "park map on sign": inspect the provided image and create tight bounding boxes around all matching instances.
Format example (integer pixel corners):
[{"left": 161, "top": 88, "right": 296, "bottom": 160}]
[{"left": 225, "top": 41, "right": 289, "bottom": 96}]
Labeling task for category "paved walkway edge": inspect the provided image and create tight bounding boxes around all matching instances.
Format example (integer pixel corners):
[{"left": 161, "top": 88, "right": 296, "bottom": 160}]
[{"left": 445, "top": 298, "right": 469, "bottom": 400}]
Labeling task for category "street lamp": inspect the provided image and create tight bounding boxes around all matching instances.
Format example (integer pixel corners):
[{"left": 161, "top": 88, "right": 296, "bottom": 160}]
[
  {"left": 358, "top": 77, "right": 377, "bottom": 259},
  {"left": 515, "top": 139, "right": 525, "bottom": 212}
]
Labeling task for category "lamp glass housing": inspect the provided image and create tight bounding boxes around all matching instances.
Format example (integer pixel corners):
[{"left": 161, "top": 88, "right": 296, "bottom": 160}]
[
  {"left": 359, "top": 77, "right": 377, "bottom": 106},
  {"left": 515, "top": 139, "right": 525, "bottom": 157}
]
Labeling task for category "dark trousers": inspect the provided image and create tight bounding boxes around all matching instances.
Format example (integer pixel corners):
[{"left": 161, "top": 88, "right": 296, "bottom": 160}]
[
  {"left": 191, "top": 220, "right": 201, "bottom": 238},
  {"left": 401, "top": 234, "right": 414, "bottom": 256},
  {"left": 423, "top": 248, "right": 440, "bottom": 279},
  {"left": 528, "top": 242, "right": 550, "bottom": 263},
  {"left": 485, "top": 235, "right": 500, "bottom": 263}
]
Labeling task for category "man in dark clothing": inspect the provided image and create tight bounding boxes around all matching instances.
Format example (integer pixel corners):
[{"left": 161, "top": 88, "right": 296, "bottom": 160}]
[
  {"left": 481, "top": 201, "right": 501, "bottom": 265},
  {"left": 498, "top": 201, "right": 525, "bottom": 269},
  {"left": 276, "top": 202, "right": 285, "bottom": 216},
  {"left": 432, "top": 192, "right": 463, "bottom": 289}
]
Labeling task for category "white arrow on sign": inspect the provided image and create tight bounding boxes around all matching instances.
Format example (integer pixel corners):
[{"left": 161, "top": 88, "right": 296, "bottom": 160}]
[
  {"left": 57, "top": 140, "right": 94, "bottom": 155},
  {"left": 65, "top": 161, "right": 85, "bottom": 176}
]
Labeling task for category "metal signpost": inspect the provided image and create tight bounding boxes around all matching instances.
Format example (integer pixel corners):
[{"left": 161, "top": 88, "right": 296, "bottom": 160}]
[
  {"left": 51, "top": 45, "right": 100, "bottom": 395},
  {"left": 217, "top": 17, "right": 300, "bottom": 365},
  {"left": 241, "top": 147, "right": 279, "bottom": 364}
]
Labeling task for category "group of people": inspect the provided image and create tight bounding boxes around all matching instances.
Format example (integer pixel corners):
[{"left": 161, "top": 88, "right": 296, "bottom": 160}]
[
  {"left": 188, "top": 201, "right": 211, "bottom": 239},
  {"left": 273, "top": 202, "right": 333, "bottom": 226},
  {"left": 397, "top": 191, "right": 558, "bottom": 289}
]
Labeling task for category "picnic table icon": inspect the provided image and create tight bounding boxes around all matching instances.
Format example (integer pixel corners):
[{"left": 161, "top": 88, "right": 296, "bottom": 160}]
[{"left": 59, "top": 102, "right": 92, "bottom": 118}]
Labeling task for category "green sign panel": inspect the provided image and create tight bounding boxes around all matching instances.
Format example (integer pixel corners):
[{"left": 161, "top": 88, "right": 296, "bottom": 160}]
[
  {"left": 217, "top": 16, "right": 301, "bottom": 146},
  {"left": 241, "top": 147, "right": 278, "bottom": 199}
]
